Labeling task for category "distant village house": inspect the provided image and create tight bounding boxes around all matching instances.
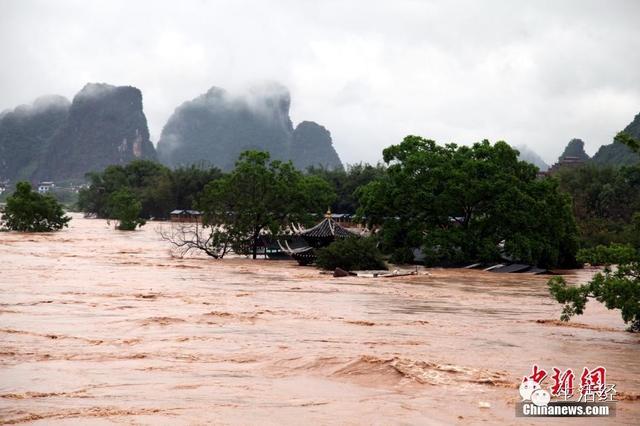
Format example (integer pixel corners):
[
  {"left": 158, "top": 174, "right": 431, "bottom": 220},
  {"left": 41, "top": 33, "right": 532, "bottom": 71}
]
[{"left": 37, "top": 181, "right": 55, "bottom": 193}]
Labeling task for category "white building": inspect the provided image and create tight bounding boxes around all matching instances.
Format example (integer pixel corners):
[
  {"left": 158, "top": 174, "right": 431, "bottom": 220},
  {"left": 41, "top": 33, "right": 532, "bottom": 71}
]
[{"left": 37, "top": 181, "right": 55, "bottom": 193}]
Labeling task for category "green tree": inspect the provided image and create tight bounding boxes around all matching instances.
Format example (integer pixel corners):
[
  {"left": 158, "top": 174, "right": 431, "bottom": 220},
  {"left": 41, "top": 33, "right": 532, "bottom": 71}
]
[
  {"left": 555, "top": 164, "right": 640, "bottom": 248},
  {"left": 1, "top": 182, "right": 70, "bottom": 232},
  {"left": 316, "top": 237, "right": 387, "bottom": 271},
  {"left": 548, "top": 246, "right": 640, "bottom": 332},
  {"left": 199, "top": 151, "right": 335, "bottom": 259},
  {"left": 307, "top": 163, "right": 386, "bottom": 213},
  {"left": 576, "top": 243, "right": 637, "bottom": 266},
  {"left": 78, "top": 160, "right": 223, "bottom": 219},
  {"left": 170, "top": 164, "right": 223, "bottom": 209},
  {"left": 107, "top": 188, "right": 146, "bottom": 230},
  {"left": 358, "top": 136, "right": 578, "bottom": 267}
]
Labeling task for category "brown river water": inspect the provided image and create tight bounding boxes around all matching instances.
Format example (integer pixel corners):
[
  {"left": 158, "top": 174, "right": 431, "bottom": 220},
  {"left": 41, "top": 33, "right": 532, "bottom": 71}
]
[{"left": 1, "top": 214, "right": 638, "bottom": 425}]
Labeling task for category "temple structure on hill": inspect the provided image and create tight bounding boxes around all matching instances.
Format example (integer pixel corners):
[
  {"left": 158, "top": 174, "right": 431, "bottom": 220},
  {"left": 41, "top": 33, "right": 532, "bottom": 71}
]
[{"left": 546, "top": 155, "right": 587, "bottom": 175}]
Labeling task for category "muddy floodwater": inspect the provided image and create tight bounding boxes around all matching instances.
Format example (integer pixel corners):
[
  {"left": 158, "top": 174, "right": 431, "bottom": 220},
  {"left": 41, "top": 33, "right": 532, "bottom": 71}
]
[{"left": 0, "top": 215, "right": 638, "bottom": 425}]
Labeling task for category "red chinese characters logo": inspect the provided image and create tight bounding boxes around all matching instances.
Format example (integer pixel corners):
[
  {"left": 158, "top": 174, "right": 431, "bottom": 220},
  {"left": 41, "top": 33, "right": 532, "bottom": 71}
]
[
  {"left": 551, "top": 368, "right": 575, "bottom": 400},
  {"left": 523, "top": 365, "right": 616, "bottom": 402},
  {"left": 524, "top": 364, "right": 547, "bottom": 384},
  {"left": 579, "top": 367, "right": 615, "bottom": 402}
]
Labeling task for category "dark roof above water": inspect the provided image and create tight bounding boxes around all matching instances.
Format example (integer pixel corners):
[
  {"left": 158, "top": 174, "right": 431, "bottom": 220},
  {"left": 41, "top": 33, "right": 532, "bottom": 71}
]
[
  {"left": 489, "top": 264, "right": 552, "bottom": 274},
  {"left": 170, "top": 209, "right": 202, "bottom": 215},
  {"left": 491, "top": 263, "right": 532, "bottom": 273},
  {"left": 300, "top": 217, "right": 356, "bottom": 239},
  {"left": 463, "top": 262, "right": 552, "bottom": 275}
]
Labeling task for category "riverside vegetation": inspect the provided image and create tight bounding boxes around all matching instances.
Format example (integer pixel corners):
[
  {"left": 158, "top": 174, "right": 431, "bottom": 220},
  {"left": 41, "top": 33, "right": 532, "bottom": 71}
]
[{"left": 4, "top": 134, "right": 638, "bottom": 331}]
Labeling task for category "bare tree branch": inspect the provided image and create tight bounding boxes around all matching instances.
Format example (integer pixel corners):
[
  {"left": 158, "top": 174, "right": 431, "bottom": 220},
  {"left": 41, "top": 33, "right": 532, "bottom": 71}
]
[{"left": 157, "top": 222, "right": 233, "bottom": 259}]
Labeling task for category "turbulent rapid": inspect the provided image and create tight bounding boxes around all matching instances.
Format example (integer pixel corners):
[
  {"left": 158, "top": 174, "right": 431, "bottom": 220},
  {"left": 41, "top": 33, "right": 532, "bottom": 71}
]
[{"left": 0, "top": 214, "right": 638, "bottom": 424}]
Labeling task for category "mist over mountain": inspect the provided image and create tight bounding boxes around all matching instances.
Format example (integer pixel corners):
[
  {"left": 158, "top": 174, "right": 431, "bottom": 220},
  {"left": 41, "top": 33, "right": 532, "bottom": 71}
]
[
  {"left": 0, "top": 95, "right": 70, "bottom": 181},
  {"left": 515, "top": 145, "right": 549, "bottom": 171},
  {"left": 3, "top": 80, "right": 636, "bottom": 184},
  {"left": 592, "top": 113, "right": 640, "bottom": 166},
  {"left": 36, "top": 83, "right": 157, "bottom": 181},
  {"left": 156, "top": 83, "right": 343, "bottom": 171}
]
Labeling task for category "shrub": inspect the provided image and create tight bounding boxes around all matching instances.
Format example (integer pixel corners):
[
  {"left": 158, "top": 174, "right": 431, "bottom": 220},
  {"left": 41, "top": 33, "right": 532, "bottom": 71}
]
[
  {"left": 0, "top": 182, "right": 70, "bottom": 232},
  {"left": 316, "top": 237, "right": 387, "bottom": 271}
]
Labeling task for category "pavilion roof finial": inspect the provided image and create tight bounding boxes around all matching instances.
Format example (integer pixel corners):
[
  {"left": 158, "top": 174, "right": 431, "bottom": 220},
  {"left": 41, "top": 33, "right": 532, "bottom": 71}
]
[{"left": 324, "top": 208, "right": 332, "bottom": 218}]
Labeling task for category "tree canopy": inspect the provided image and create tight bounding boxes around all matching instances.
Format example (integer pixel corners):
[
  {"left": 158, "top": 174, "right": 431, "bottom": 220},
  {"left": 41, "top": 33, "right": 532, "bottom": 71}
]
[
  {"left": 307, "top": 162, "right": 386, "bottom": 213},
  {"left": 78, "top": 160, "right": 222, "bottom": 219},
  {"left": 555, "top": 164, "right": 640, "bottom": 248},
  {"left": 357, "top": 136, "right": 578, "bottom": 267},
  {"left": 1, "top": 182, "right": 70, "bottom": 232}
]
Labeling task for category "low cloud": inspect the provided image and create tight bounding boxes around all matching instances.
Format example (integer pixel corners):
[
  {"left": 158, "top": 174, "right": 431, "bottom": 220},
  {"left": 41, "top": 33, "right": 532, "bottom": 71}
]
[{"left": 1, "top": 0, "right": 639, "bottom": 164}]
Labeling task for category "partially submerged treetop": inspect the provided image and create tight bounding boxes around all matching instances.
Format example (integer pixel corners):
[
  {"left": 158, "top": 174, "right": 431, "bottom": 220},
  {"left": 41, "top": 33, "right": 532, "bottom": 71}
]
[
  {"left": 357, "top": 136, "right": 578, "bottom": 267},
  {"left": 1, "top": 182, "right": 70, "bottom": 232},
  {"left": 548, "top": 244, "right": 640, "bottom": 332}
]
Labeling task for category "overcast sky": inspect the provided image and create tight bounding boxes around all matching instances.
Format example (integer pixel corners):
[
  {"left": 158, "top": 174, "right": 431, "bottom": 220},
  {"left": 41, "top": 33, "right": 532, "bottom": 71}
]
[{"left": 1, "top": 0, "right": 639, "bottom": 165}]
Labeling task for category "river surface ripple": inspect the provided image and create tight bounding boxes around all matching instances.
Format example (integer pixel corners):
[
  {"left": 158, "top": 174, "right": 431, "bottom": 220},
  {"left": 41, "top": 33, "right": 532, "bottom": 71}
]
[{"left": 0, "top": 214, "right": 638, "bottom": 424}]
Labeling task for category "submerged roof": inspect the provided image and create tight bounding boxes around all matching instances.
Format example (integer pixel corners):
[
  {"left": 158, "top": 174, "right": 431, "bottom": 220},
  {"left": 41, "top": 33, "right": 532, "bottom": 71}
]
[
  {"left": 300, "top": 217, "right": 356, "bottom": 239},
  {"left": 170, "top": 209, "right": 202, "bottom": 215}
]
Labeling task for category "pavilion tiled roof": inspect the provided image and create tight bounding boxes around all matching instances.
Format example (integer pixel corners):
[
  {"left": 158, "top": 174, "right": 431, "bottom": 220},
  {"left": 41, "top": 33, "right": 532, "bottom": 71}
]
[{"left": 300, "top": 217, "right": 356, "bottom": 239}]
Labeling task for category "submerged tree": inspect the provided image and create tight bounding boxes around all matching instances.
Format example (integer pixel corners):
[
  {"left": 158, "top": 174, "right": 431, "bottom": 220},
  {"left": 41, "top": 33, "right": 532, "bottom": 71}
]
[
  {"left": 107, "top": 188, "right": 146, "bottom": 231},
  {"left": 158, "top": 222, "right": 235, "bottom": 259},
  {"left": 1, "top": 182, "right": 70, "bottom": 232},
  {"left": 548, "top": 244, "right": 640, "bottom": 332},
  {"left": 357, "top": 136, "right": 578, "bottom": 267},
  {"left": 199, "top": 151, "right": 335, "bottom": 259}
]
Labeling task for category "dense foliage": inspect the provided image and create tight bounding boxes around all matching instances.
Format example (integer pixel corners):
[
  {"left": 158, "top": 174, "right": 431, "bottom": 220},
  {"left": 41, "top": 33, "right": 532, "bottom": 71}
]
[
  {"left": 1, "top": 182, "right": 70, "bottom": 232},
  {"left": 199, "top": 151, "right": 335, "bottom": 259},
  {"left": 107, "top": 188, "right": 146, "bottom": 230},
  {"left": 555, "top": 155, "right": 640, "bottom": 249},
  {"left": 357, "top": 136, "right": 578, "bottom": 267},
  {"left": 549, "top": 245, "right": 640, "bottom": 332},
  {"left": 316, "top": 237, "right": 387, "bottom": 271},
  {"left": 550, "top": 134, "right": 640, "bottom": 330},
  {"left": 576, "top": 243, "right": 638, "bottom": 266},
  {"left": 78, "top": 160, "right": 222, "bottom": 219},
  {"left": 307, "top": 163, "right": 386, "bottom": 213}
]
